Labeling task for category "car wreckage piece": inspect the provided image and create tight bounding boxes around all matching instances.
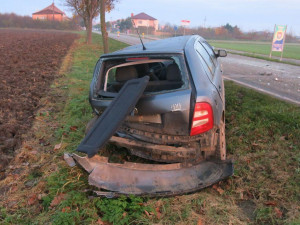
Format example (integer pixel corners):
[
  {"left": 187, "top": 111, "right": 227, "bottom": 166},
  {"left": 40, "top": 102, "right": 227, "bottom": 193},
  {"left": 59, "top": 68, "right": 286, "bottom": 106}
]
[
  {"left": 76, "top": 76, "right": 149, "bottom": 157},
  {"left": 65, "top": 153, "right": 233, "bottom": 197}
]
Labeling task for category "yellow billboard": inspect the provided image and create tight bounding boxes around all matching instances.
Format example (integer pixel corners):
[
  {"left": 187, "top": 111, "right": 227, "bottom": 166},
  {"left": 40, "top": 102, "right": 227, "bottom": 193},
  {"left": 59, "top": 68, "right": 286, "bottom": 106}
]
[{"left": 271, "top": 25, "right": 287, "bottom": 52}]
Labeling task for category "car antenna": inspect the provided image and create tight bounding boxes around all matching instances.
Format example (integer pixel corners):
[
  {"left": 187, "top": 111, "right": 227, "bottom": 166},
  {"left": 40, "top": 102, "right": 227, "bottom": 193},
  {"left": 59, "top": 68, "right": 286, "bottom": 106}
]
[{"left": 131, "top": 20, "right": 146, "bottom": 50}]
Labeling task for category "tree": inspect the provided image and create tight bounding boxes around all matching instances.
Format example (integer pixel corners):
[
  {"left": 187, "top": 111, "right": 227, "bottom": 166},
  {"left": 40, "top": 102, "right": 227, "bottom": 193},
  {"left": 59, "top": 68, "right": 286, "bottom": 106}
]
[
  {"left": 99, "top": 0, "right": 117, "bottom": 53},
  {"left": 66, "top": 0, "right": 100, "bottom": 44},
  {"left": 223, "top": 23, "right": 234, "bottom": 33},
  {"left": 99, "top": 0, "right": 108, "bottom": 53},
  {"left": 116, "top": 17, "right": 132, "bottom": 32}
]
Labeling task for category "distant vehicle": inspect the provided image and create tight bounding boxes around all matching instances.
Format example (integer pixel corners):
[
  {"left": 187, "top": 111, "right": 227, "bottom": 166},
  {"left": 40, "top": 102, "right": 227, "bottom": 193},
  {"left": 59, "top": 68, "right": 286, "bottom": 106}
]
[{"left": 69, "top": 35, "right": 233, "bottom": 197}]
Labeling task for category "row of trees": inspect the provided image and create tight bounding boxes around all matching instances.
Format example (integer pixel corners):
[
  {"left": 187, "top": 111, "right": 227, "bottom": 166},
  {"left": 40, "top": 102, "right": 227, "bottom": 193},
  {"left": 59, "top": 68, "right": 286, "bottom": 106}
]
[
  {"left": 158, "top": 23, "right": 298, "bottom": 42},
  {"left": 0, "top": 13, "right": 79, "bottom": 30}
]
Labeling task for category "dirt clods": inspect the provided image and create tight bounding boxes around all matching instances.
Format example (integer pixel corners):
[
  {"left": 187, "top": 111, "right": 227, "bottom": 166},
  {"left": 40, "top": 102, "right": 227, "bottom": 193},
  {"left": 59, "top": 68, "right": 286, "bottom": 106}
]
[{"left": 0, "top": 29, "right": 78, "bottom": 174}]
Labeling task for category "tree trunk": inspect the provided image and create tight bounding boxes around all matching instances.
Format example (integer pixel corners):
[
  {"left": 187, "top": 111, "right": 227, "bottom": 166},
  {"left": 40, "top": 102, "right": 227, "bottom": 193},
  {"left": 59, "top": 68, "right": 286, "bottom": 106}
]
[
  {"left": 83, "top": 18, "right": 88, "bottom": 43},
  {"left": 86, "top": 16, "right": 93, "bottom": 44},
  {"left": 100, "top": 0, "right": 109, "bottom": 53}
]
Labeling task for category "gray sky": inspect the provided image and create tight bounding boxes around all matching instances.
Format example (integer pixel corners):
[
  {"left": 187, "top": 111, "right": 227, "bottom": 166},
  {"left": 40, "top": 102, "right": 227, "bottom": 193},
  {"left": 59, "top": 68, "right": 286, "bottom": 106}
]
[{"left": 1, "top": 0, "right": 299, "bottom": 35}]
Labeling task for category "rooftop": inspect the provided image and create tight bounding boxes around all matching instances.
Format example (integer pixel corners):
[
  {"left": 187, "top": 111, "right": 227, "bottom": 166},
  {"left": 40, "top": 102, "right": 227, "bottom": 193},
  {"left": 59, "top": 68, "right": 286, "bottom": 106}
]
[
  {"left": 131, "top": 13, "right": 157, "bottom": 21},
  {"left": 32, "top": 3, "right": 65, "bottom": 15}
]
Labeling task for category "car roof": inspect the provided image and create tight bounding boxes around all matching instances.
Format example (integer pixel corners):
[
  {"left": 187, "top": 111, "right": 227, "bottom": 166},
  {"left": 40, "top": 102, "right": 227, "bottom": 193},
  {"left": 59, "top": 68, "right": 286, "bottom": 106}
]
[{"left": 101, "top": 35, "right": 198, "bottom": 58}]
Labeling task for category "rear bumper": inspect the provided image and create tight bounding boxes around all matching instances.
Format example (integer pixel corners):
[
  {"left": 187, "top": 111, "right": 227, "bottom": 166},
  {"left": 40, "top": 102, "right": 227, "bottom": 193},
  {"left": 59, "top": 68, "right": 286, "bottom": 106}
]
[{"left": 65, "top": 153, "right": 233, "bottom": 197}]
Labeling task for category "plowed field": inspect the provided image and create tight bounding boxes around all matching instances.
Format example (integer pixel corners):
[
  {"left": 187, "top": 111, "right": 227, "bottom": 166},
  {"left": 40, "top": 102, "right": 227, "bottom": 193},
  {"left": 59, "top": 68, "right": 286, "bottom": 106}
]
[{"left": 0, "top": 29, "right": 77, "bottom": 173}]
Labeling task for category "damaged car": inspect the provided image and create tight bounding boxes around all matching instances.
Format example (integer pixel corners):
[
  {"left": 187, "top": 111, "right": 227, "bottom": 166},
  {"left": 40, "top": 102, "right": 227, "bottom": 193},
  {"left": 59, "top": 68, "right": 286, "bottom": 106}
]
[{"left": 66, "top": 35, "right": 233, "bottom": 197}]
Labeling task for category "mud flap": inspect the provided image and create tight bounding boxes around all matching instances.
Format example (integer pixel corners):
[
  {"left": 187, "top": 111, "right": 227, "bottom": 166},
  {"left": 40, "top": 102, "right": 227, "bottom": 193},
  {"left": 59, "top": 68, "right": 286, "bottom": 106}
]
[
  {"left": 76, "top": 76, "right": 149, "bottom": 157},
  {"left": 68, "top": 153, "right": 233, "bottom": 197}
]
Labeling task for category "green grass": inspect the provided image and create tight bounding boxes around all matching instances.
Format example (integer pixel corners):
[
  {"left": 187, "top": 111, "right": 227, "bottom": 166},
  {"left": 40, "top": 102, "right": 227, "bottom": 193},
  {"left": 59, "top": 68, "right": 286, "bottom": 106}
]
[
  {"left": 230, "top": 52, "right": 300, "bottom": 66},
  {"left": 1, "top": 32, "right": 300, "bottom": 225},
  {"left": 209, "top": 40, "right": 300, "bottom": 60}
]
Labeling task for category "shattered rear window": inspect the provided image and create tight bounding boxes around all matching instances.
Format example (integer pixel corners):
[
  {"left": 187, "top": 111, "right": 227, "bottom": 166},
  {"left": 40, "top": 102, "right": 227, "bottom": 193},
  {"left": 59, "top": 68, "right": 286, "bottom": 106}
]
[{"left": 99, "top": 55, "right": 189, "bottom": 94}]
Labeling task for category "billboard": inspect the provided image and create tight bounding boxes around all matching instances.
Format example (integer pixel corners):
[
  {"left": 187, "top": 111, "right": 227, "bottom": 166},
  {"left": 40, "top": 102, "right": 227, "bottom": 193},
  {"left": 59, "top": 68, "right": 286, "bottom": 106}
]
[
  {"left": 271, "top": 25, "right": 287, "bottom": 52},
  {"left": 181, "top": 20, "right": 190, "bottom": 26}
]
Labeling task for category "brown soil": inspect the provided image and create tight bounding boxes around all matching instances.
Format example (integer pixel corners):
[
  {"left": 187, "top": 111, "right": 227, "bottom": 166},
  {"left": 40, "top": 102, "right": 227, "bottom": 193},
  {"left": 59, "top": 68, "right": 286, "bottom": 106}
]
[{"left": 0, "top": 29, "right": 78, "bottom": 174}]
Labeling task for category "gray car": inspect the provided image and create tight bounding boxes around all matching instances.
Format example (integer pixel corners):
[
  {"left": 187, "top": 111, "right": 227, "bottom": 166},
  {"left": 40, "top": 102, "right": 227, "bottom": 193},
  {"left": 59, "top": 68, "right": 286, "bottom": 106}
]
[{"left": 67, "top": 35, "right": 233, "bottom": 197}]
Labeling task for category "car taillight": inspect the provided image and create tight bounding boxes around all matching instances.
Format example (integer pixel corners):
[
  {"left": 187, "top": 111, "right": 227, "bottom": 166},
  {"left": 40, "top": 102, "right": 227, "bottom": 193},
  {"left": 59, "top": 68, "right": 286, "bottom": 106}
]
[{"left": 190, "top": 102, "right": 214, "bottom": 136}]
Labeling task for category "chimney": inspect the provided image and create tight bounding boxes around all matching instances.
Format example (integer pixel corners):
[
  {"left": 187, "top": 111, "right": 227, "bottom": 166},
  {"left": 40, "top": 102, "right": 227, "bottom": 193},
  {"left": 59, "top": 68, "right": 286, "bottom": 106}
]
[{"left": 131, "top": 13, "right": 134, "bottom": 17}]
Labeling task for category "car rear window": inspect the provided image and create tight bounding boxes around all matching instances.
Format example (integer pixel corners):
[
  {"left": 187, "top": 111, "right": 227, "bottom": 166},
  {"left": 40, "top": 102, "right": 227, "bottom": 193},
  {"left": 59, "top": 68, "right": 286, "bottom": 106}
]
[{"left": 99, "top": 56, "right": 188, "bottom": 94}]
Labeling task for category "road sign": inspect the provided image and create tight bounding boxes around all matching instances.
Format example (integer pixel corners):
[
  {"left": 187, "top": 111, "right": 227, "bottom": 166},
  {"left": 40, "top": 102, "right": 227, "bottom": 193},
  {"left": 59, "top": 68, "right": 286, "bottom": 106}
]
[{"left": 174, "top": 26, "right": 178, "bottom": 31}]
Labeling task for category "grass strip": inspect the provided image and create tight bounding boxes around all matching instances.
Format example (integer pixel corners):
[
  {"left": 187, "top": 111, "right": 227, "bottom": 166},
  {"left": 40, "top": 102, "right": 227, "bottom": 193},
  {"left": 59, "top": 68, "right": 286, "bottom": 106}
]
[
  {"left": 228, "top": 51, "right": 300, "bottom": 66},
  {"left": 208, "top": 41, "right": 300, "bottom": 60}
]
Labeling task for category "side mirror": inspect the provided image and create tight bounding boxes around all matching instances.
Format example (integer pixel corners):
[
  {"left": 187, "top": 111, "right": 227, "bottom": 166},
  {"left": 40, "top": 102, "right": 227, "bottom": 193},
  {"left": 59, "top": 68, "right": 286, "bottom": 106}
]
[{"left": 215, "top": 49, "right": 227, "bottom": 58}]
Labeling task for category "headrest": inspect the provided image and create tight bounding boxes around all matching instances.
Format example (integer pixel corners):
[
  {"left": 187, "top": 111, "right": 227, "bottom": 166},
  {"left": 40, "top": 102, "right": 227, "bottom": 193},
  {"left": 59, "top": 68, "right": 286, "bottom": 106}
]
[
  {"left": 115, "top": 66, "right": 138, "bottom": 82},
  {"left": 166, "top": 64, "right": 182, "bottom": 81}
]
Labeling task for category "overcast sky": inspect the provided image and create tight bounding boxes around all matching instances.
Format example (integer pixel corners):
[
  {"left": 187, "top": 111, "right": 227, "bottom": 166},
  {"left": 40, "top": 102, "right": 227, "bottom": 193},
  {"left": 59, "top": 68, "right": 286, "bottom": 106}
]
[{"left": 1, "top": 0, "right": 299, "bottom": 35}]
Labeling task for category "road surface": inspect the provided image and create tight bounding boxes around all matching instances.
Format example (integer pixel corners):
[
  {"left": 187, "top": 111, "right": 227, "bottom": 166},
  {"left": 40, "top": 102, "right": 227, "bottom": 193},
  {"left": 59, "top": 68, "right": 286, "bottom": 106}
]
[{"left": 105, "top": 32, "right": 300, "bottom": 106}]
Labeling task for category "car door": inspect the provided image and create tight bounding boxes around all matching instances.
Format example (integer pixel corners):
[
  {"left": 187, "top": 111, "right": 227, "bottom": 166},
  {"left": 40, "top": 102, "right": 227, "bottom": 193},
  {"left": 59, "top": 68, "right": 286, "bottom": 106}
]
[
  {"left": 195, "top": 40, "right": 224, "bottom": 103},
  {"left": 200, "top": 40, "right": 224, "bottom": 102}
]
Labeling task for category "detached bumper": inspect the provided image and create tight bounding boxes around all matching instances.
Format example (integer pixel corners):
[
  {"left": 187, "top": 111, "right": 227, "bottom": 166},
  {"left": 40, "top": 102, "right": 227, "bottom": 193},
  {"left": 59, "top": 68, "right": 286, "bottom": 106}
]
[{"left": 65, "top": 153, "right": 233, "bottom": 197}]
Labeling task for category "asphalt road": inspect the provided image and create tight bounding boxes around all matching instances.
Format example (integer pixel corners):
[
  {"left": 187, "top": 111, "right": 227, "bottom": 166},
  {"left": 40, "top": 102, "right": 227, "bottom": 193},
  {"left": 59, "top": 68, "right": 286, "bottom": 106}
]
[{"left": 105, "top": 32, "right": 300, "bottom": 106}]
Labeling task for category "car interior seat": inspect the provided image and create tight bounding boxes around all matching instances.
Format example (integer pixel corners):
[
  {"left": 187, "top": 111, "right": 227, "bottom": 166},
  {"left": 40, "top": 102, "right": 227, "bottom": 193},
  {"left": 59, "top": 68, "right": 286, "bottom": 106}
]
[{"left": 115, "top": 66, "right": 138, "bottom": 82}]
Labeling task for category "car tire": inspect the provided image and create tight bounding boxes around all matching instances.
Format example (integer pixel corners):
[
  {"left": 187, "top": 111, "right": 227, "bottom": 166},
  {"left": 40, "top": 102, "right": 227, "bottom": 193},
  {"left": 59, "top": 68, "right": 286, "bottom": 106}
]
[{"left": 216, "top": 120, "right": 226, "bottom": 160}]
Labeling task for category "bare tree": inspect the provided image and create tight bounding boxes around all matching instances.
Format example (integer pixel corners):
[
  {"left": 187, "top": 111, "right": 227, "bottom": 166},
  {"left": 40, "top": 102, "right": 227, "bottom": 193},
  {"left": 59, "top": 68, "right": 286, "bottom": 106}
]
[{"left": 66, "top": 0, "right": 100, "bottom": 44}]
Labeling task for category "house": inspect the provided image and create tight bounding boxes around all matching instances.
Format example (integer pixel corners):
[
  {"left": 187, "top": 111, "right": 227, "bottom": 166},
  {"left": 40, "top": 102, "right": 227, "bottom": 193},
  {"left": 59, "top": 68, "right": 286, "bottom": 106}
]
[
  {"left": 131, "top": 13, "right": 158, "bottom": 31},
  {"left": 32, "top": 3, "right": 67, "bottom": 22}
]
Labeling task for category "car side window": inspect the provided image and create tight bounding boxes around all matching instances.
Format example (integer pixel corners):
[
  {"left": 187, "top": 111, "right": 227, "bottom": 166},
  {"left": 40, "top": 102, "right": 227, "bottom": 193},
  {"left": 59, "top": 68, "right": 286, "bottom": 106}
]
[
  {"left": 201, "top": 41, "right": 217, "bottom": 66},
  {"left": 195, "top": 41, "right": 215, "bottom": 79}
]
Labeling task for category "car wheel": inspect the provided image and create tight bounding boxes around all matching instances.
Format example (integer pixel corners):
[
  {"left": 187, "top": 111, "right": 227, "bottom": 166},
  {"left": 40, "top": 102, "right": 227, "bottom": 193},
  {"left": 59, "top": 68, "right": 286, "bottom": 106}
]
[{"left": 216, "top": 120, "right": 226, "bottom": 160}]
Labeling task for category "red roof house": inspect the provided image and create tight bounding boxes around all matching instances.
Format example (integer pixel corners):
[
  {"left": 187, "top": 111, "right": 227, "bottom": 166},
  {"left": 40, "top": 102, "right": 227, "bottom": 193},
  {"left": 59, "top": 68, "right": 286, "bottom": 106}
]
[
  {"left": 131, "top": 13, "right": 158, "bottom": 31},
  {"left": 32, "top": 3, "right": 67, "bottom": 22}
]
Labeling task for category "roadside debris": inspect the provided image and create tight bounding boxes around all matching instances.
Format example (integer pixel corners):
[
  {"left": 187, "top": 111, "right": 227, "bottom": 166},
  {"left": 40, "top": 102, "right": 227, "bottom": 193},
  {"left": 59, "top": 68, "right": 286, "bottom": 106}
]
[
  {"left": 54, "top": 143, "right": 62, "bottom": 151},
  {"left": 64, "top": 153, "right": 76, "bottom": 167},
  {"left": 259, "top": 72, "right": 272, "bottom": 76}
]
